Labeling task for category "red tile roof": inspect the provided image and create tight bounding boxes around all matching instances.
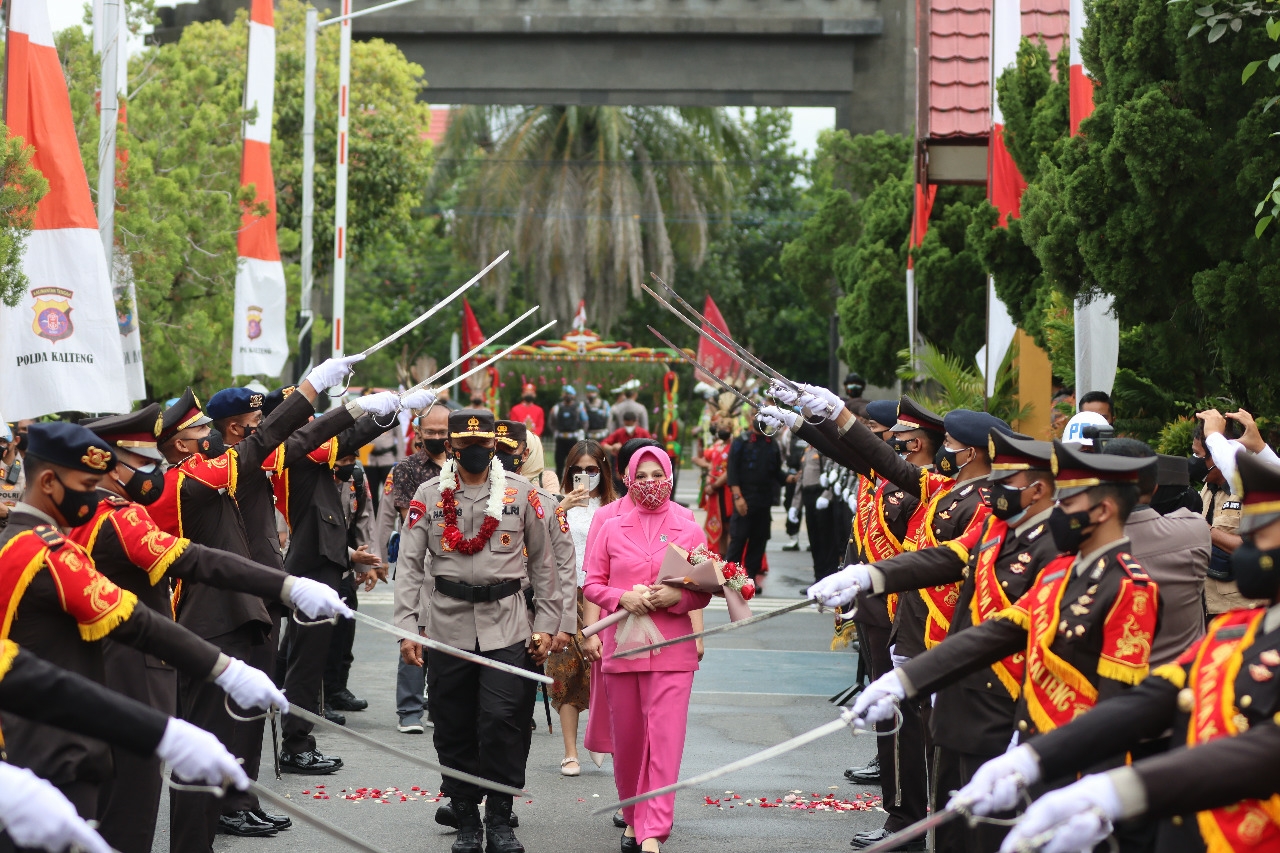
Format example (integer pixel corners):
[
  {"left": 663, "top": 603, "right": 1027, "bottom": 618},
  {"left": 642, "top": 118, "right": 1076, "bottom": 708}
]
[
  {"left": 924, "top": 0, "right": 1069, "bottom": 140},
  {"left": 424, "top": 107, "right": 452, "bottom": 145}
]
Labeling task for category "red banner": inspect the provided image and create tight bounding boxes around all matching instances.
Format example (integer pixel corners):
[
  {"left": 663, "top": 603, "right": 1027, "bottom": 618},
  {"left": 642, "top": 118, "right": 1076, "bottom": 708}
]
[{"left": 695, "top": 295, "right": 735, "bottom": 384}]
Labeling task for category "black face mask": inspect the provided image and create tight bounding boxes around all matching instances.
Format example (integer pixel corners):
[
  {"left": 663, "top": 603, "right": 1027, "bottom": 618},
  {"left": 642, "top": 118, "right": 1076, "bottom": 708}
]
[
  {"left": 197, "top": 431, "right": 225, "bottom": 459},
  {"left": 934, "top": 445, "right": 968, "bottom": 478},
  {"left": 989, "top": 481, "right": 1030, "bottom": 522},
  {"left": 241, "top": 425, "right": 258, "bottom": 440},
  {"left": 455, "top": 445, "right": 494, "bottom": 475},
  {"left": 54, "top": 474, "right": 101, "bottom": 527},
  {"left": 889, "top": 436, "right": 913, "bottom": 455},
  {"left": 1188, "top": 454, "right": 1210, "bottom": 483},
  {"left": 717, "top": 430, "right": 731, "bottom": 441},
  {"left": 496, "top": 451, "right": 522, "bottom": 473},
  {"left": 422, "top": 438, "right": 447, "bottom": 457},
  {"left": 523, "top": 395, "right": 535, "bottom": 403},
  {"left": 1231, "top": 539, "right": 1280, "bottom": 600},
  {"left": 334, "top": 463, "right": 356, "bottom": 482},
  {"left": 1048, "top": 504, "right": 1098, "bottom": 553},
  {"left": 121, "top": 464, "right": 165, "bottom": 506}
]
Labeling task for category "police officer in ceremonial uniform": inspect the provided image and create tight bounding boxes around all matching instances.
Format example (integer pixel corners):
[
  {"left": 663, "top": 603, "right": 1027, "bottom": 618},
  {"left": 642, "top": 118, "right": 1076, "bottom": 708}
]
[
  {"left": 71, "top": 405, "right": 348, "bottom": 852},
  {"left": 969, "top": 449, "right": 1280, "bottom": 853},
  {"left": 0, "top": 424, "right": 287, "bottom": 826},
  {"left": 848, "top": 443, "right": 1162, "bottom": 816},
  {"left": 810, "top": 431, "right": 1061, "bottom": 853},
  {"left": 394, "top": 409, "right": 561, "bottom": 853}
]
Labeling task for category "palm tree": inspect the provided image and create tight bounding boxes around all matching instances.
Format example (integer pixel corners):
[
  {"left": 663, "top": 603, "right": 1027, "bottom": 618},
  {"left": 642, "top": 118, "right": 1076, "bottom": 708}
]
[
  {"left": 430, "top": 106, "right": 748, "bottom": 331},
  {"left": 896, "top": 342, "right": 1031, "bottom": 425}
]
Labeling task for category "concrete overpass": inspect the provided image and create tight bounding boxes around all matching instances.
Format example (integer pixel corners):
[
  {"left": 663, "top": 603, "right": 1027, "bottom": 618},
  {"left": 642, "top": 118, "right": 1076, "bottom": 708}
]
[{"left": 157, "top": 0, "right": 914, "bottom": 135}]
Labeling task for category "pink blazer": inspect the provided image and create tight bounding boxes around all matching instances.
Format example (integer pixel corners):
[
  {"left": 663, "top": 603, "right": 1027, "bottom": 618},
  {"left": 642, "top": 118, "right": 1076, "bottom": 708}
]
[{"left": 583, "top": 504, "right": 711, "bottom": 674}]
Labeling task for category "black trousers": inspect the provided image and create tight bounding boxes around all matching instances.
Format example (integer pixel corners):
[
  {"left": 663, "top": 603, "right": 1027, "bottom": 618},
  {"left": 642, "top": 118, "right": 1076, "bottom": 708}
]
[
  {"left": 427, "top": 641, "right": 536, "bottom": 809},
  {"left": 280, "top": 565, "right": 343, "bottom": 754},
  {"left": 96, "top": 643, "right": 178, "bottom": 853},
  {"left": 554, "top": 437, "right": 577, "bottom": 479},
  {"left": 726, "top": 502, "right": 772, "bottom": 579},
  {"left": 324, "top": 573, "right": 360, "bottom": 697},
  {"left": 933, "top": 747, "right": 1008, "bottom": 853},
  {"left": 171, "top": 624, "right": 263, "bottom": 853},
  {"left": 222, "top": 604, "right": 286, "bottom": 816},
  {"left": 801, "top": 485, "right": 838, "bottom": 581}
]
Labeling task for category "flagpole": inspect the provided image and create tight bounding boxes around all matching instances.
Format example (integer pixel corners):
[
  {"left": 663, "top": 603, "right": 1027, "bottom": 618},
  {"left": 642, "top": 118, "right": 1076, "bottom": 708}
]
[
  {"left": 96, "top": 0, "right": 120, "bottom": 274},
  {"left": 298, "top": 6, "right": 317, "bottom": 381},
  {"left": 330, "top": 0, "right": 351, "bottom": 358}
]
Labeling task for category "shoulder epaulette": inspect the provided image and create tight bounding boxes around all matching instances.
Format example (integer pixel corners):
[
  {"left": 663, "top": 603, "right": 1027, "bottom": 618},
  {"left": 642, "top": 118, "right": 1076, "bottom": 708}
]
[
  {"left": 1116, "top": 552, "right": 1151, "bottom": 585},
  {"left": 101, "top": 493, "right": 131, "bottom": 507},
  {"left": 34, "top": 525, "right": 65, "bottom": 550}
]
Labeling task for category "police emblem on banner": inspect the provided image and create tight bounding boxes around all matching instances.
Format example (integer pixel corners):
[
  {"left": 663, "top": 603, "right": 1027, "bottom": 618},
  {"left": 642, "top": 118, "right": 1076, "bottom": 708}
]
[
  {"left": 30, "top": 287, "right": 75, "bottom": 343},
  {"left": 246, "top": 305, "right": 264, "bottom": 341}
]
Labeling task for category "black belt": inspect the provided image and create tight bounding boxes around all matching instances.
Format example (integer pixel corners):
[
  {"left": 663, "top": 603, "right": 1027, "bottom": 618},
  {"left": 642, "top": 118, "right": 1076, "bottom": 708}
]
[{"left": 435, "top": 577, "right": 522, "bottom": 603}]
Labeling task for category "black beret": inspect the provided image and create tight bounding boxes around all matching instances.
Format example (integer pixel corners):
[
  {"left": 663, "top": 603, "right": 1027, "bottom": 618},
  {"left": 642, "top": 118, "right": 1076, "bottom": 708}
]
[
  {"left": 263, "top": 386, "right": 298, "bottom": 416},
  {"left": 206, "top": 387, "right": 265, "bottom": 421},
  {"left": 27, "top": 422, "right": 116, "bottom": 474},
  {"left": 944, "top": 410, "right": 1013, "bottom": 450},
  {"left": 865, "top": 400, "right": 898, "bottom": 429}
]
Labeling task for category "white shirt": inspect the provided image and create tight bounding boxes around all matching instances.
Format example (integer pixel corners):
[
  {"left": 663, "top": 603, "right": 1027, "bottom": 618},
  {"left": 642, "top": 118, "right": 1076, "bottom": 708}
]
[
  {"left": 1204, "top": 432, "right": 1280, "bottom": 494},
  {"left": 566, "top": 498, "right": 601, "bottom": 586}
]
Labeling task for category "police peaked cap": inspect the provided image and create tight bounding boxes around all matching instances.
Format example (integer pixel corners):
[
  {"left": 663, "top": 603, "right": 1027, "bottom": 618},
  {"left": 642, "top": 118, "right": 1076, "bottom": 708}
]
[
  {"left": 263, "top": 386, "right": 298, "bottom": 416},
  {"left": 158, "top": 387, "right": 211, "bottom": 445},
  {"left": 80, "top": 403, "right": 165, "bottom": 462},
  {"left": 890, "top": 397, "right": 944, "bottom": 433},
  {"left": 450, "top": 408, "right": 496, "bottom": 439},
  {"left": 26, "top": 422, "right": 116, "bottom": 474},
  {"left": 495, "top": 420, "right": 527, "bottom": 450},
  {"left": 1051, "top": 440, "right": 1154, "bottom": 498},
  {"left": 864, "top": 400, "right": 899, "bottom": 430},
  {"left": 1235, "top": 451, "right": 1280, "bottom": 535},
  {"left": 206, "top": 387, "right": 266, "bottom": 422},
  {"left": 988, "top": 431, "right": 1054, "bottom": 481},
  {"left": 944, "top": 410, "right": 1014, "bottom": 450}
]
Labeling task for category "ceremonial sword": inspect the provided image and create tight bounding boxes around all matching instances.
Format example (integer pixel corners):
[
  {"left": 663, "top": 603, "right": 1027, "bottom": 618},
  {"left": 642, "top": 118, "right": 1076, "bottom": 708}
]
[
  {"left": 349, "top": 611, "right": 553, "bottom": 685},
  {"left": 611, "top": 599, "right": 814, "bottom": 658},
  {"left": 640, "top": 284, "right": 774, "bottom": 388},
  {"left": 401, "top": 305, "right": 541, "bottom": 395},
  {"left": 648, "top": 272, "right": 803, "bottom": 395},
  {"left": 358, "top": 251, "right": 509, "bottom": 357},
  {"left": 287, "top": 704, "right": 529, "bottom": 796},
  {"left": 645, "top": 325, "right": 759, "bottom": 414},
  {"left": 591, "top": 707, "right": 901, "bottom": 816},
  {"left": 426, "top": 320, "right": 556, "bottom": 399}
]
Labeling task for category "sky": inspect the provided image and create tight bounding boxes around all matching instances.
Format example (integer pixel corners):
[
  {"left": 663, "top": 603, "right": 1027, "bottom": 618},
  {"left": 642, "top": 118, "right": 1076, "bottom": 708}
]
[{"left": 45, "top": 0, "right": 836, "bottom": 155}]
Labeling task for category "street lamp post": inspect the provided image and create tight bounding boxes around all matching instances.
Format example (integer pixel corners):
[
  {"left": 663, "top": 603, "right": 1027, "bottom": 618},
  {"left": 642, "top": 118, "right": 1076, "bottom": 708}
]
[{"left": 298, "top": 0, "right": 425, "bottom": 366}]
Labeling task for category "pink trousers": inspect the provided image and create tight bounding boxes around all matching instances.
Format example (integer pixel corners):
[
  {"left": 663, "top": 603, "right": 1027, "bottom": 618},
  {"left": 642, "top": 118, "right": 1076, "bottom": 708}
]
[
  {"left": 604, "top": 670, "right": 696, "bottom": 845},
  {"left": 583, "top": 660, "right": 613, "bottom": 753}
]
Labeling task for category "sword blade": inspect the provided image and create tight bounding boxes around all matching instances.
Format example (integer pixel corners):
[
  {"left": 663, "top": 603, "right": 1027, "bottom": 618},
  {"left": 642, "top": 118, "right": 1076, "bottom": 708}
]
[
  {"left": 286, "top": 705, "right": 528, "bottom": 797},
  {"left": 433, "top": 320, "right": 557, "bottom": 396},
  {"left": 351, "top": 611, "right": 553, "bottom": 685},
  {"left": 612, "top": 599, "right": 812, "bottom": 658},
  {"left": 648, "top": 272, "right": 800, "bottom": 392},
  {"left": 405, "top": 306, "right": 540, "bottom": 394},
  {"left": 640, "top": 283, "right": 771, "bottom": 385},
  {"left": 856, "top": 809, "right": 966, "bottom": 853},
  {"left": 591, "top": 715, "right": 853, "bottom": 815},
  {"left": 645, "top": 325, "right": 758, "bottom": 413},
  {"left": 249, "top": 781, "right": 395, "bottom": 853},
  {"left": 360, "top": 251, "right": 509, "bottom": 357}
]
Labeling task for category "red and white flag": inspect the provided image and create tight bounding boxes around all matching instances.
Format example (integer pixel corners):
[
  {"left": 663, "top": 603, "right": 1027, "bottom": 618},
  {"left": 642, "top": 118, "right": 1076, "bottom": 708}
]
[
  {"left": 695, "top": 295, "right": 735, "bottom": 383},
  {"left": 979, "top": 0, "right": 1024, "bottom": 394},
  {"left": 0, "top": 0, "right": 129, "bottom": 419},
  {"left": 906, "top": 182, "right": 938, "bottom": 357},
  {"left": 571, "top": 299, "right": 587, "bottom": 333},
  {"left": 1069, "top": 0, "right": 1119, "bottom": 395},
  {"left": 231, "top": 0, "right": 289, "bottom": 378}
]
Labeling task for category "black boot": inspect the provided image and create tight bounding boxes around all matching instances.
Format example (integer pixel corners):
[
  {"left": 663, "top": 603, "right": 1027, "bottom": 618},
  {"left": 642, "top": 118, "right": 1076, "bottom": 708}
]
[
  {"left": 451, "top": 800, "right": 484, "bottom": 853},
  {"left": 484, "top": 799, "right": 525, "bottom": 853}
]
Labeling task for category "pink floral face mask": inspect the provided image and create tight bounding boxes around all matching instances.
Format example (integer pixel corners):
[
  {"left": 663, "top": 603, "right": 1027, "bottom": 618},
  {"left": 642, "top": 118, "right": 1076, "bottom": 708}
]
[{"left": 629, "top": 476, "right": 672, "bottom": 510}]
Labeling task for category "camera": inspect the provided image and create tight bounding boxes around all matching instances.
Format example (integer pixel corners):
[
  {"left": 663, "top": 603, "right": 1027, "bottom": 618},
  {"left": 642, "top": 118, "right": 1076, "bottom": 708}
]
[{"left": 1081, "top": 424, "right": 1116, "bottom": 452}]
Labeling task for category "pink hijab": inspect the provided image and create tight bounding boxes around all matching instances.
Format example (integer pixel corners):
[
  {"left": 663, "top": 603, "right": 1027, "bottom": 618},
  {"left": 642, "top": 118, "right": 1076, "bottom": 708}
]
[{"left": 625, "top": 445, "right": 676, "bottom": 540}]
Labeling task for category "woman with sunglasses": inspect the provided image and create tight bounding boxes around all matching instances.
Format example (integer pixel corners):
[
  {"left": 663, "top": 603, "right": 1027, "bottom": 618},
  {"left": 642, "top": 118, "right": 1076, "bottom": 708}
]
[{"left": 545, "top": 440, "right": 617, "bottom": 777}]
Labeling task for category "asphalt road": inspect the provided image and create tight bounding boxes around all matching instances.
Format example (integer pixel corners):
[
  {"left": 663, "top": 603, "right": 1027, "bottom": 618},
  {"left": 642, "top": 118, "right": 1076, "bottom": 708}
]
[{"left": 149, "top": 474, "right": 882, "bottom": 853}]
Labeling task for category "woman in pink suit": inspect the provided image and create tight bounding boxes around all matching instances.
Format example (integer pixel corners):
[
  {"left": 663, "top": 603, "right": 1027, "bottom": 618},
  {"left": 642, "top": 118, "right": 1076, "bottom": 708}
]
[{"left": 583, "top": 445, "right": 711, "bottom": 853}]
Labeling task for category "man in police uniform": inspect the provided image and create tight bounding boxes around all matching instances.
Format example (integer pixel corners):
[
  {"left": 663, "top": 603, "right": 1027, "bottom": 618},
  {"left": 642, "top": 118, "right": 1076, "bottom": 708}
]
[{"left": 394, "top": 410, "right": 560, "bottom": 853}]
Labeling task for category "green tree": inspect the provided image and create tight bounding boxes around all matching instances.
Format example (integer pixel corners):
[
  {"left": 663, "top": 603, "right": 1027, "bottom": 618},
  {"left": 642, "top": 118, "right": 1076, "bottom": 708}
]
[{"left": 0, "top": 134, "right": 49, "bottom": 307}]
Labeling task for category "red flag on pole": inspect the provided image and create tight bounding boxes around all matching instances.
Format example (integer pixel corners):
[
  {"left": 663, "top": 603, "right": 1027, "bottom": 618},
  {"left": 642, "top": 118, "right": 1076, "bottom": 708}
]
[
  {"left": 460, "top": 298, "right": 486, "bottom": 394},
  {"left": 1069, "top": 0, "right": 1095, "bottom": 135},
  {"left": 695, "top": 295, "right": 735, "bottom": 383}
]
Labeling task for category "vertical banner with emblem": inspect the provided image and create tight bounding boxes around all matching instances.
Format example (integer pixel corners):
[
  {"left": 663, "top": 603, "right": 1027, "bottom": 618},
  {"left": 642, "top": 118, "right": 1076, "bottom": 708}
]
[
  {"left": 0, "top": 0, "right": 130, "bottom": 419},
  {"left": 231, "top": 0, "right": 289, "bottom": 378}
]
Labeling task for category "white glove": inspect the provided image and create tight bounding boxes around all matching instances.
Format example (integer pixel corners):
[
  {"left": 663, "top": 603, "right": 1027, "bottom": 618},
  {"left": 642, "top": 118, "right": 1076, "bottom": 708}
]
[
  {"left": 819, "top": 471, "right": 831, "bottom": 487},
  {"left": 949, "top": 744, "right": 1040, "bottom": 816},
  {"left": 787, "top": 507, "right": 800, "bottom": 525},
  {"left": 850, "top": 670, "right": 906, "bottom": 726},
  {"left": 797, "top": 383, "right": 846, "bottom": 419},
  {"left": 757, "top": 405, "right": 800, "bottom": 432},
  {"left": 1000, "top": 775, "right": 1122, "bottom": 853},
  {"left": 399, "top": 388, "right": 438, "bottom": 411},
  {"left": 0, "top": 764, "right": 111, "bottom": 853},
  {"left": 155, "top": 718, "right": 251, "bottom": 791},
  {"left": 806, "top": 563, "right": 873, "bottom": 607},
  {"left": 288, "top": 577, "right": 354, "bottom": 620},
  {"left": 355, "top": 390, "right": 401, "bottom": 418},
  {"left": 214, "top": 658, "right": 289, "bottom": 714},
  {"left": 815, "top": 496, "right": 830, "bottom": 510},
  {"left": 768, "top": 379, "right": 801, "bottom": 406},
  {"left": 305, "top": 354, "right": 365, "bottom": 393}
]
